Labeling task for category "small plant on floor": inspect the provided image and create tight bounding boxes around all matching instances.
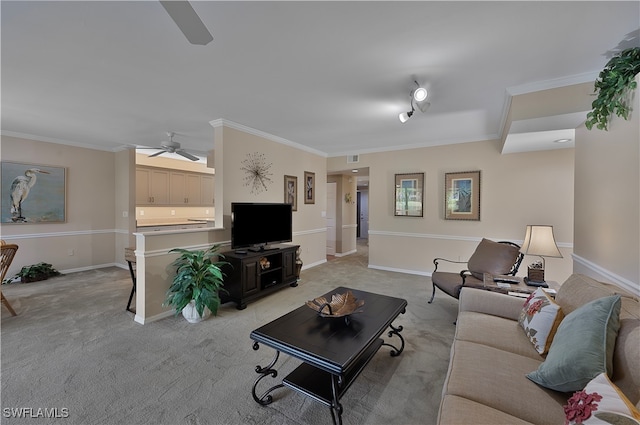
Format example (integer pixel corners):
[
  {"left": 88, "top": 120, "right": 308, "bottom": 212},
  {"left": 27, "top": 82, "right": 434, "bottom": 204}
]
[
  {"left": 8, "top": 262, "right": 61, "bottom": 283},
  {"left": 163, "top": 245, "right": 228, "bottom": 321}
]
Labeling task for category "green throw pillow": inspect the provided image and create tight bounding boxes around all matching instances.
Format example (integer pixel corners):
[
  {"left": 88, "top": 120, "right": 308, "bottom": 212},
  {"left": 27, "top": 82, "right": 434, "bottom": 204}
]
[{"left": 526, "top": 295, "right": 621, "bottom": 392}]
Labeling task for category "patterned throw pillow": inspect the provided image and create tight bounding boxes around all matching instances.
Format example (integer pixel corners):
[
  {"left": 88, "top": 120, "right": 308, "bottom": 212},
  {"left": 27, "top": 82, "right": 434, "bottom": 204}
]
[
  {"left": 564, "top": 373, "right": 640, "bottom": 425},
  {"left": 518, "top": 287, "right": 564, "bottom": 355}
]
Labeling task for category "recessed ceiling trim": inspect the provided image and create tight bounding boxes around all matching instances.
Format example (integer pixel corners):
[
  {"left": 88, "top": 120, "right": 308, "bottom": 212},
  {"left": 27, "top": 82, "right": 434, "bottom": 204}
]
[
  {"left": 209, "top": 118, "right": 327, "bottom": 157},
  {"left": 506, "top": 71, "right": 598, "bottom": 96},
  {"left": 328, "top": 133, "right": 500, "bottom": 158},
  {"left": 0, "top": 130, "right": 122, "bottom": 152}
]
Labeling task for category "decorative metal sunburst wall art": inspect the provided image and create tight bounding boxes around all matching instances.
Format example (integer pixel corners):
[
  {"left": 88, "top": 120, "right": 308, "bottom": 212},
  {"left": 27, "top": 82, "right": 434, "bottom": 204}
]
[{"left": 241, "top": 152, "right": 273, "bottom": 195}]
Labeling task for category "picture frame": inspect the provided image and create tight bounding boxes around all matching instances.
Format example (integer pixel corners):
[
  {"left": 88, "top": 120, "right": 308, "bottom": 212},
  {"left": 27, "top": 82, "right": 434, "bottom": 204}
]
[
  {"left": 304, "top": 171, "right": 315, "bottom": 204},
  {"left": 444, "top": 170, "right": 481, "bottom": 221},
  {"left": 284, "top": 175, "right": 297, "bottom": 211},
  {"left": 1, "top": 161, "right": 67, "bottom": 223},
  {"left": 394, "top": 172, "right": 424, "bottom": 217}
]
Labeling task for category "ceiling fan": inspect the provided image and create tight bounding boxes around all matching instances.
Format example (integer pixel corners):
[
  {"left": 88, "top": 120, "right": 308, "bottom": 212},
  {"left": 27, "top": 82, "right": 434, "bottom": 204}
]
[
  {"left": 160, "top": 1, "right": 213, "bottom": 46},
  {"left": 149, "top": 132, "right": 200, "bottom": 161}
]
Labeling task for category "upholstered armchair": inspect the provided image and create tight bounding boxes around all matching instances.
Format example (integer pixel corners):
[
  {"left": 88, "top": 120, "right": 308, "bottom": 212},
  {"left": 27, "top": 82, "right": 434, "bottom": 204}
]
[{"left": 428, "top": 238, "right": 524, "bottom": 303}]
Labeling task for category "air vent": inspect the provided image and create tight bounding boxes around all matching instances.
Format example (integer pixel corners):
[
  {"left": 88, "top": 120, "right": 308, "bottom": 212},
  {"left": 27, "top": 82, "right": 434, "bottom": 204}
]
[{"left": 346, "top": 154, "right": 359, "bottom": 163}]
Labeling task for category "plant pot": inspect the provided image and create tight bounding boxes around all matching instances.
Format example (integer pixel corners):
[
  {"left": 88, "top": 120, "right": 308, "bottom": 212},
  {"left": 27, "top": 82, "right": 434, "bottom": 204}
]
[
  {"left": 21, "top": 274, "right": 49, "bottom": 283},
  {"left": 181, "top": 301, "right": 211, "bottom": 323}
]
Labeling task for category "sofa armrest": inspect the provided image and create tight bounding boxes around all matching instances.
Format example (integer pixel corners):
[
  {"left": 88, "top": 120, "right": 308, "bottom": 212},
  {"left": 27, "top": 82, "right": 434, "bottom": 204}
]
[{"left": 458, "top": 287, "right": 525, "bottom": 321}]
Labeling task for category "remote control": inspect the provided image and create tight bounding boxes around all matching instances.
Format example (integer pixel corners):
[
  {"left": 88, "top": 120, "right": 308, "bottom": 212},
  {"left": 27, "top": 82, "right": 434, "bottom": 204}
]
[{"left": 493, "top": 277, "right": 519, "bottom": 284}]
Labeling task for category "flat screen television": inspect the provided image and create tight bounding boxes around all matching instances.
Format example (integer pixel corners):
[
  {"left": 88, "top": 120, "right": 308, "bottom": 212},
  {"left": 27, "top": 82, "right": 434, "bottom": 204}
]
[{"left": 231, "top": 202, "right": 293, "bottom": 251}]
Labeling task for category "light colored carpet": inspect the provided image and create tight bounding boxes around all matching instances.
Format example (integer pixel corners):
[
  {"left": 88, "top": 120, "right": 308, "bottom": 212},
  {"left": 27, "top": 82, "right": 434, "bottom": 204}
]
[{"left": 1, "top": 241, "right": 458, "bottom": 425}]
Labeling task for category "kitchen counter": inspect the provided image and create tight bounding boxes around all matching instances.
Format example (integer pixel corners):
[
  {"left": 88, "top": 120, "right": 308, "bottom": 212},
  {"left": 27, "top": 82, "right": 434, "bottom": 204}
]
[{"left": 136, "top": 218, "right": 207, "bottom": 228}]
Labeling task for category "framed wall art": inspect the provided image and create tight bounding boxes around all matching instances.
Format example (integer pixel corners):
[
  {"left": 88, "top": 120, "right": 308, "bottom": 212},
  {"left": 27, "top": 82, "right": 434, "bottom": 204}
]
[
  {"left": 304, "top": 171, "right": 315, "bottom": 204},
  {"left": 394, "top": 172, "right": 424, "bottom": 217},
  {"left": 1, "top": 161, "right": 66, "bottom": 223},
  {"left": 284, "top": 175, "right": 297, "bottom": 211},
  {"left": 444, "top": 170, "right": 481, "bottom": 221}
]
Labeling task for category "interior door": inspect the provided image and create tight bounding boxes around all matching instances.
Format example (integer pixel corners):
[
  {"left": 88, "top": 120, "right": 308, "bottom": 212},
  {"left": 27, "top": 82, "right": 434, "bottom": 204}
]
[{"left": 326, "top": 182, "right": 337, "bottom": 256}]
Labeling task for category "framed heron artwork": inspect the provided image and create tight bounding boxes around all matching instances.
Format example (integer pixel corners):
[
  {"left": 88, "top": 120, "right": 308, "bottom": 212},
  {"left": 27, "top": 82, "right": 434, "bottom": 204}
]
[{"left": 1, "top": 161, "right": 66, "bottom": 223}]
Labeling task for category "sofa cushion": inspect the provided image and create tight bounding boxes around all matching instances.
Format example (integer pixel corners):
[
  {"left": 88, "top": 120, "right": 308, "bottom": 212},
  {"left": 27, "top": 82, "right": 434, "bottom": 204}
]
[
  {"left": 527, "top": 295, "right": 622, "bottom": 392},
  {"left": 564, "top": 373, "right": 640, "bottom": 425},
  {"left": 518, "top": 288, "right": 564, "bottom": 354},
  {"left": 439, "top": 395, "right": 538, "bottom": 425},
  {"left": 442, "top": 340, "right": 567, "bottom": 424},
  {"left": 456, "top": 310, "right": 542, "bottom": 360},
  {"left": 467, "top": 238, "right": 520, "bottom": 279}
]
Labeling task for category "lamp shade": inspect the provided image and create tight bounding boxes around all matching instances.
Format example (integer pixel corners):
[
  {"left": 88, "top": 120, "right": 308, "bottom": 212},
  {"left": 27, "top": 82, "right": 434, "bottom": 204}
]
[{"left": 520, "top": 225, "right": 562, "bottom": 258}]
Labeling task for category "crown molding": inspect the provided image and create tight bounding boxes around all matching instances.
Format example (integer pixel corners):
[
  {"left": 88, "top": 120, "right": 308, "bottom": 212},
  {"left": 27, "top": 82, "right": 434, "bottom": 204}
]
[{"left": 209, "top": 118, "right": 327, "bottom": 157}]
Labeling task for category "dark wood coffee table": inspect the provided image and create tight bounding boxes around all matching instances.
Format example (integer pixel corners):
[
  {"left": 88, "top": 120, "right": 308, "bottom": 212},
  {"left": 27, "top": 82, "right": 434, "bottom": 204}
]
[{"left": 250, "top": 287, "right": 407, "bottom": 425}]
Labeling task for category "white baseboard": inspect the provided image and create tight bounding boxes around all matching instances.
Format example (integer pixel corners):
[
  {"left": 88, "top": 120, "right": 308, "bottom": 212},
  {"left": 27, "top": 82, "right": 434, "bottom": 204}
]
[
  {"left": 302, "top": 259, "right": 327, "bottom": 270},
  {"left": 368, "top": 264, "right": 430, "bottom": 277},
  {"left": 59, "top": 262, "right": 123, "bottom": 275},
  {"left": 134, "top": 309, "right": 174, "bottom": 325},
  {"left": 335, "top": 249, "right": 357, "bottom": 257},
  {"left": 572, "top": 254, "right": 639, "bottom": 296}
]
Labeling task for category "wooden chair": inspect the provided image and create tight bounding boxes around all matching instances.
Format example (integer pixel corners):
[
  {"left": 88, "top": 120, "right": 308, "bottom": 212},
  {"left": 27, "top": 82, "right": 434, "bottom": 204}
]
[
  {"left": 1, "top": 240, "right": 19, "bottom": 316},
  {"left": 428, "top": 238, "right": 524, "bottom": 304}
]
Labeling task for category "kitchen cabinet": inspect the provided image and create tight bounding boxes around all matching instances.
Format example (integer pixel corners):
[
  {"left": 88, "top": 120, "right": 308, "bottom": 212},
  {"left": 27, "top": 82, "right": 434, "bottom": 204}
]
[
  {"left": 201, "top": 175, "right": 214, "bottom": 205},
  {"left": 136, "top": 166, "right": 214, "bottom": 206},
  {"left": 136, "top": 167, "right": 170, "bottom": 205},
  {"left": 169, "top": 172, "right": 203, "bottom": 205}
]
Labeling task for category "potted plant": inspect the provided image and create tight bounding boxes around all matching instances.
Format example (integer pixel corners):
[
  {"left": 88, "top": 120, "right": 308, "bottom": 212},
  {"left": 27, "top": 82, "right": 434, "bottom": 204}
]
[
  {"left": 163, "top": 244, "right": 228, "bottom": 323},
  {"left": 585, "top": 47, "right": 640, "bottom": 131},
  {"left": 7, "top": 262, "right": 61, "bottom": 283}
]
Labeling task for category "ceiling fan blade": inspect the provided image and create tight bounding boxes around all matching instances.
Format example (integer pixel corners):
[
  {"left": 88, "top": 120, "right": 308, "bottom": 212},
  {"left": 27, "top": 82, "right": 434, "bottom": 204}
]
[
  {"left": 148, "top": 150, "right": 167, "bottom": 158},
  {"left": 160, "top": 1, "right": 213, "bottom": 46},
  {"left": 177, "top": 150, "right": 200, "bottom": 161}
]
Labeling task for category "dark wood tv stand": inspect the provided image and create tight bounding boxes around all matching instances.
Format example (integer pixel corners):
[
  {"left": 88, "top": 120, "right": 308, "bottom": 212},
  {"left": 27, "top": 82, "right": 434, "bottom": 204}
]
[{"left": 221, "top": 244, "right": 299, "bottom": 310}]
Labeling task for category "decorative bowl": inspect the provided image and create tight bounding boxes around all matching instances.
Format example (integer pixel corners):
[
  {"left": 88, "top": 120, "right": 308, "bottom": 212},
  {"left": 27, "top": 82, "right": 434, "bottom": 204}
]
[{"left": 305, "top": 290, "right": 365, "bottom": 318}]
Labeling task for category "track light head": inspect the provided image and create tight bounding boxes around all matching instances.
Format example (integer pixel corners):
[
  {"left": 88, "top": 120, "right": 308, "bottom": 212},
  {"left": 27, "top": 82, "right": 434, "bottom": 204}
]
[
  {"left": 399, "top": 109, "right": 414, "bottom": 123},
  {"left": 413, "top": 87, "right": 427, "bottom": 102}
]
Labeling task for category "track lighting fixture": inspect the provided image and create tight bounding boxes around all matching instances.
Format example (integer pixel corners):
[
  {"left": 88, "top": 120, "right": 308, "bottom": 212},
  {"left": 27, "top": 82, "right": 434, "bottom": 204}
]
[
  {"left": 399, "top": 80, "right": 429, "bottom": 123},
  {"left": 399, "top": 108, "right": 414, "bottom": 123},
  {"left": 413, "top": 86, "right": 427, "bottom": 102}
]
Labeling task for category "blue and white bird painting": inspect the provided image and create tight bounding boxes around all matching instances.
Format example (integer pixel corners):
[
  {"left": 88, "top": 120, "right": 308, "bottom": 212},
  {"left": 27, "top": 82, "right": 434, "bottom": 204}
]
[{"left": 2, "top": 162, "right": 65, "bottom": 223}]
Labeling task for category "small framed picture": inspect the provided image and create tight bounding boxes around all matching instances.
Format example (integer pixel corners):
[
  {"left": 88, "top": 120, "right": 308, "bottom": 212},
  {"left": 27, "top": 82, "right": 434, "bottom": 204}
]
[
  {"left": 304, "top": 171, "right": 315, "bottom": 204},
  {"left": 445, "top": 170, "right": 481, "bottom": 220},
  {"left": 394, "top": 172, "right": 424, "bottom": 217},
  {"left": 284, "top": 175, "right": 297, "bottom": 211}
]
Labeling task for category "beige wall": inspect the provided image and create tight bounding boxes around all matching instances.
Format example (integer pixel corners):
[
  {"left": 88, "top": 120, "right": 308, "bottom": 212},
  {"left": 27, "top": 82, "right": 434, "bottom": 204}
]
[
  {"left": 217, "top": 125, "right": 327, "bottom": 267},
  {"left": 1, "top": 136, "right": 117, "bottom": 277},
  {"left": 328, "top": 139, "right": 575, "bottom": 283},
  {"left": 573, "top": 76, "right": 639, "bottom": 293}
]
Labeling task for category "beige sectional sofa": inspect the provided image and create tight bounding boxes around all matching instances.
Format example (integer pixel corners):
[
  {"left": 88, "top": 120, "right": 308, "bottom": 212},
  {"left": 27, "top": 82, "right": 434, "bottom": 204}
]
[{"left": 437, "top": 273, "right": 640, "bottom": 424}]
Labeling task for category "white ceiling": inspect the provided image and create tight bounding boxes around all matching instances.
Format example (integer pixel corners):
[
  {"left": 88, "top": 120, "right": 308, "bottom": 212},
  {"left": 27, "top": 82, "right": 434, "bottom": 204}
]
[{"left": 2, "top": 1, "right": 639, "bottom": 158}]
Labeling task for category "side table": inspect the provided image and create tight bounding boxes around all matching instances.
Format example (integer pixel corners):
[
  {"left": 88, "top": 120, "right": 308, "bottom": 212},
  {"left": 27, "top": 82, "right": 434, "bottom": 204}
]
[{"left": 482, "top": 274, "right": 559, "bottom": 298}]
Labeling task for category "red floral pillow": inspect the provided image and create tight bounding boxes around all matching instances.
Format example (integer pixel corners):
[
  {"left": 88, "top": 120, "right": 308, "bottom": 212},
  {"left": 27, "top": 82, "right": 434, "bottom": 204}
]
[
  {"left": 564, "top": 373, "right": 640, "bottom": 425},
  {"left": 518, "top": 287, "right": 564, "bottom": 354}
]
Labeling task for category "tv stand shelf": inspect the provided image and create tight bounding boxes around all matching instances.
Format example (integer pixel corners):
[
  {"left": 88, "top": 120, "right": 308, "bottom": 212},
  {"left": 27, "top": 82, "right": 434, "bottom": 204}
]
[{"left": 222, "top": 244, "right": 299, "bottom": 310}]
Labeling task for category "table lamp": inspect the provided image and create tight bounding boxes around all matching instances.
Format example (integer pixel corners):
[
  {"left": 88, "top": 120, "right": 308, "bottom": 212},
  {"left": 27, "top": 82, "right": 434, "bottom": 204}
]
[{"left": 519, "top": 225, "right": 563, "bottom": 286}]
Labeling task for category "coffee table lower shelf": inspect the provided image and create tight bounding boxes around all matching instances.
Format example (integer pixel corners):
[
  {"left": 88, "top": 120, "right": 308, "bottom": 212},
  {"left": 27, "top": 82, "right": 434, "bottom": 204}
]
[{"left": 283, "top": 338, "right": 384, "bottom": 406}]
